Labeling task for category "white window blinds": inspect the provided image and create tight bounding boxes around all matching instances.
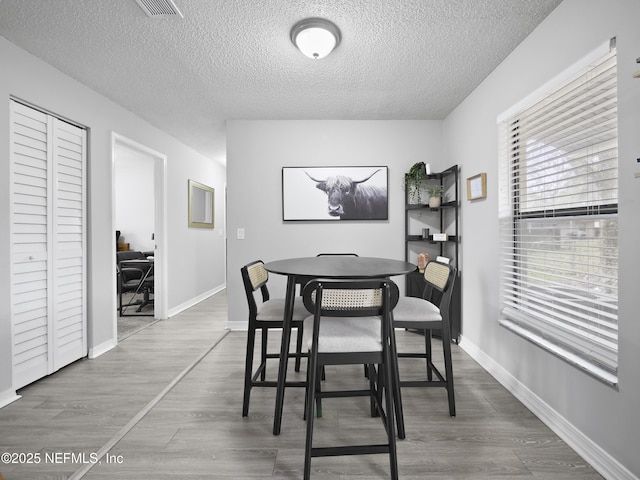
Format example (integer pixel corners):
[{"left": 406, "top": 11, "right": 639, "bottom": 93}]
[{"left": 498, "top": 42, "right": 618, "bottom": 385}]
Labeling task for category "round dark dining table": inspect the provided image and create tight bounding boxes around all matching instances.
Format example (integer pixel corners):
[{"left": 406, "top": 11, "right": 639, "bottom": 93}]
[
  {"left": 264, "top": 256, "right": 416, "bottom": 436},
  {"left": 265, "top": 256, "right": 416, "bottom": 280}
]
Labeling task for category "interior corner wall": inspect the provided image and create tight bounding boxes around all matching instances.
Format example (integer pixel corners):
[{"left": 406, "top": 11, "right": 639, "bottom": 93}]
[
  {"left": 442, "top": 0, "right": 640, "bottom": 477},
  {"left": 0, "top": 36, "right": 226, "bottom": 399},
  {"left": 225, "top": 120, "right": 442, "bottom": 329}
]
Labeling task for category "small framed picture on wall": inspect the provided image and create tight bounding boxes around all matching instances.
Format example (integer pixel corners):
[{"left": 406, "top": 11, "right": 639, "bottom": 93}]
[{"left": 467, "top": 173, "right": 487, "bottom": 201}]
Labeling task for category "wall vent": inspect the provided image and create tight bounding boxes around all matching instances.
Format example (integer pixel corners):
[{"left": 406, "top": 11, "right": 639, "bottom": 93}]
[{"left": 133, "top": 0, "right": 183, "bottom": 18}]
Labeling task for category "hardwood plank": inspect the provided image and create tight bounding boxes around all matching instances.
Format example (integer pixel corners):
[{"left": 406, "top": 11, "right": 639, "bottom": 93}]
[{"left": 0, "top": 290, "right": 602, "bottom": 480}]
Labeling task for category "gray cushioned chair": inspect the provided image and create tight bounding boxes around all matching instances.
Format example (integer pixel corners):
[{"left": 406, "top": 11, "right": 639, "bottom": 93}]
[
  {"left": 301, "top": 278, "right": 399, "bottom": 480},
  {"left": 392, "top": 260, "right": 457, "bottom": 416},
  {"left": 241, "top": 260, "right": 308, "bottom": 417}
]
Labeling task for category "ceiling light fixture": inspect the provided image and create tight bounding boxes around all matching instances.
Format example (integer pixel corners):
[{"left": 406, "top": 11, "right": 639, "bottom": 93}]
[{"left": 290, "top": 18, "right": 341, "bottom": 59}]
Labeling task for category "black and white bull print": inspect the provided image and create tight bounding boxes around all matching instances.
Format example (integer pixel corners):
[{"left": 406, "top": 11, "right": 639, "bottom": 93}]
[{"left": 305, "top": 169, "right": 387, "bottom": 220}]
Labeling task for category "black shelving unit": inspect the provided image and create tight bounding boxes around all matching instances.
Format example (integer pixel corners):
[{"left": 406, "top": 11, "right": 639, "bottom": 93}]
[{"left": 404, "top": 164, "right": 461, "bottom": 342}]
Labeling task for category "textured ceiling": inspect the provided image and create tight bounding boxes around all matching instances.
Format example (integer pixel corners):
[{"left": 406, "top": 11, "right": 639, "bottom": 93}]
[{"left": 0, "top": 0, "right": 562, "bottom": 164}]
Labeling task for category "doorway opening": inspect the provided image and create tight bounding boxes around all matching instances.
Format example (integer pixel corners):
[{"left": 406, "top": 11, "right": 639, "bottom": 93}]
[{"left": 111, "top": 134, "right": 167, "bottom": 341}]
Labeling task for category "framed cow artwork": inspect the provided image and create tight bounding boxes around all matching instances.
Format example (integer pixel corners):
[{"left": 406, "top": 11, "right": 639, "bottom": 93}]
[{"left": 282, "top": 166, "right": 388, "bottom": 221}]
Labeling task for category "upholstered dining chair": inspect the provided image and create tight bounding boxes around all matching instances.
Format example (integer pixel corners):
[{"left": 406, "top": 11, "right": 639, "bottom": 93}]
[
  {"left": 392, "top": 260, "right": 457, "bottom": 416},
  {"left": 294, "top": 253, "right": 360, "bottom": 376},
  {"left": 301, "top": 278, "right": 399, "bottom": 480},
  {"left": 241, "top": 260, "right": 308, "bottom": 417}
]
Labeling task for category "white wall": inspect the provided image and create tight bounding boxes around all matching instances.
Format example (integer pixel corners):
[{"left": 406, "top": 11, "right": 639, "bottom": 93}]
[
  {"left": 166, "top": 151, "right": 226, "bottom": 314},
  {"left": 443, "top": 0, "right": 640, "bottom": 478},
  {"left": 115, "top": 144, "right": 155, "bottom": 253},
  {"left": 226, "top": 120, "right": 442, "bottom": 328},
  {"left": 0, "top": 36, "right": 226, "bottom": 404}
]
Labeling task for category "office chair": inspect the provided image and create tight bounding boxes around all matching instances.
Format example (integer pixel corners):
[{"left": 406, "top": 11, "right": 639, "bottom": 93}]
[{"left": 117, "top": 251, "right": 153, "bottom": 316}]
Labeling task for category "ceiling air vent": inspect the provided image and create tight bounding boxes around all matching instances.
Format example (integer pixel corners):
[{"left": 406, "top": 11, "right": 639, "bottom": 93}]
[{"left": 133, "top": 0, "right": 183, "bottom": 18}]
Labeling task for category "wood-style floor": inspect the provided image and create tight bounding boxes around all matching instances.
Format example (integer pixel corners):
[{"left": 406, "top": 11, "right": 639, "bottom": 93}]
[{"left": 0, "top": 290, "right": 603, "bottom": 479}]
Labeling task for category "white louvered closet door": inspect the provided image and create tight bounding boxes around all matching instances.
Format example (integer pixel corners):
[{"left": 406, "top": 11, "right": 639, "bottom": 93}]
[{"left": 10, "top": 101, "right": 87, "bottom": 390}]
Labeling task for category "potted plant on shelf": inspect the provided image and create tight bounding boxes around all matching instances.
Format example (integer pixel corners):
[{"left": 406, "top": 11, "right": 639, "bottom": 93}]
[
  {"left": 404, "top": 161, "right": 427, "bottom": 204},
  {"left": 426, "top": 184, "right": 445, "bottom": 208}
]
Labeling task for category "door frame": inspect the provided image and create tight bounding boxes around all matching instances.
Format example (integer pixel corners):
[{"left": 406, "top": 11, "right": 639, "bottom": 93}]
[{"left": 111, "top": 133, "right": 167, "bottom": 339}]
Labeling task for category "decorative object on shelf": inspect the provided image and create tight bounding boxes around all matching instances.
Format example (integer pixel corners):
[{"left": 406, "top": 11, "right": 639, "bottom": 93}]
[
  {"left": 404, "top": 161, "right": 427, "bottom": 204},
  {"left": 417, "top": 252, "right": 430, "bottom": 272},
  {"left": 467, "top": 173, "right": 487, "bottom": 200},
  {"left": 427, "top": 184, "right": 445, "bottom": 208},
  {"left": 282, "top": 166, "right": 388, "bottom": 221}
]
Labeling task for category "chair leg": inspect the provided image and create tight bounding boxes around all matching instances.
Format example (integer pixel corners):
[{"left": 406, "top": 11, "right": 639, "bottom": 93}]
[
  {"left": 303, "top": 353, "right": 310, "bottom": 421},
  {"left": 295, "top": 325, "right": 304, "bottom": 372},
  {"left": 388, "top": 325, "right": 405, "bottom": 439},
  {"left": 442, "top": 329, "right": 456, "bottom": 417},
  {"left": 304, "top": 349, "right": 319, "bottom": 480},
  {"left": 425, "top": 329, "right": 433, "bottom": 381},
  {"left": 302, "top": 352, "right": 324, "bottom": 419},
  {"left": 382, "top": 348, "right": 399, "bottom": 480},
  {"left": 315, "top": 364, "right": 323, "bottom": 418},
  {"left": 260, "top": 328, "right": 268, "bottom": 381},
  {"left": 368, "top": 363, "right": 377, "bottom": 417},
  {"left": 136, "top": 286, "right": 150, "bottom": 312},
  {"left": 242, "top": 326, "right": 257, "bottom": 417}
]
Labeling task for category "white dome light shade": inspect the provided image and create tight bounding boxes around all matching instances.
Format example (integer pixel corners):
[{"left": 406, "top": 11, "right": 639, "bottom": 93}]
[
  {"left": 295, "top": 27, "right": 336, "bottom": 59},
  {"left": 291, "top": 18, "right": 341, "bottom": 59}
]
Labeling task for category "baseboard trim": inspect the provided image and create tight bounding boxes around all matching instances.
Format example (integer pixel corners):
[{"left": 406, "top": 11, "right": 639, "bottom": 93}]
[
  {"left": 89, "top": 338, "right": 117, "bottom": 359},
  {"left": 167, "top": 284, "right": 226, "bottom": 318},
  {"left": 0, "top": 389, "right": 21, "bottom": 408},
  {"left": 459, "top": 336, "right": 638, "bottom": 480},
  {"left": 226, "top": 320, "right": 247, "bottom": 331}
]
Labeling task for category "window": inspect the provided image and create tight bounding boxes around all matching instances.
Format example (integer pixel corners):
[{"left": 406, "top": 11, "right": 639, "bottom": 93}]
[{"left": 498, "top": 41, "right": 618, "bottom": 385}]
